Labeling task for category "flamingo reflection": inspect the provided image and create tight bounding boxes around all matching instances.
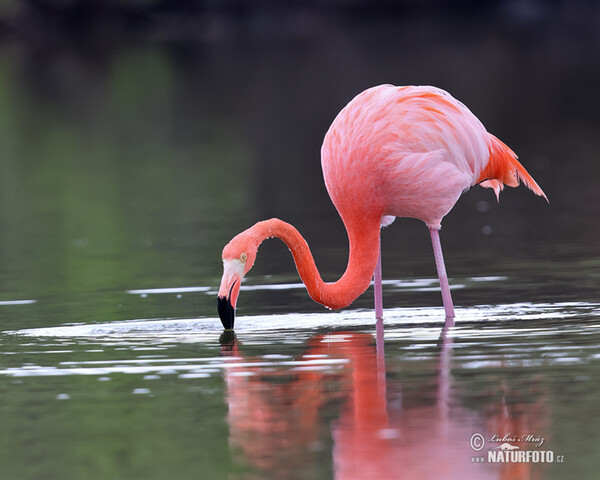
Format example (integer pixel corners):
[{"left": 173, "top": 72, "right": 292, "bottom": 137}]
[{"left": 220, "top": 323, "right": 548, "bottom": 480}]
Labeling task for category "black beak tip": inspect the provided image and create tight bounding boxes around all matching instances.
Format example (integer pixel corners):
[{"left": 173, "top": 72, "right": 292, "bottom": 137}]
[{"left": 217, "top": 296, "right": 235, "bottom": 330}]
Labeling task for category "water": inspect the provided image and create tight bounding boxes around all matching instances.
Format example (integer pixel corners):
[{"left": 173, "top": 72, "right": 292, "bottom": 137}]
[
  {"left": 1, "top": 4, "right": 600, "bottom": 480},
  {"left": 2, "top": 300, "right": 599, "bottom": 479}
]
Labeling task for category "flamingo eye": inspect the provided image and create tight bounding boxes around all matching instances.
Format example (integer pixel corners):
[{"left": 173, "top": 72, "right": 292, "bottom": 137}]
[{"left": 240, "top": 253, "right": 247, "bottom": 262}]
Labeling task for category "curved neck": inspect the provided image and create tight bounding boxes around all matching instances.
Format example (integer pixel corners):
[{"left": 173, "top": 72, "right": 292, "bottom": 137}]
[{"left": 250, "top": 218, "right": 381, "bottom": 310}]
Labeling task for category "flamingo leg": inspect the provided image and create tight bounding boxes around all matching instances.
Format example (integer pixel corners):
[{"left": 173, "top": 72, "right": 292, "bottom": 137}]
[
  {"left": 429, "top": 228, "right": 455, "bottom": 322},
  {"left": 374, "top": 246, "right": 383, "bottom": 319}
]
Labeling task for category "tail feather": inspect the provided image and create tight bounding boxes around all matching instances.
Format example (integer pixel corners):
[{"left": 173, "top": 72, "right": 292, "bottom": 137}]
[{"left": 478, "top": 135, "right": 548, "bottom": 202}]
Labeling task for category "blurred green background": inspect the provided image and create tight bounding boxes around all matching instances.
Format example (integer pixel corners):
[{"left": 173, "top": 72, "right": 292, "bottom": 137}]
[{"left": 0, "top": 0, "right": 598, "bottom": 327}]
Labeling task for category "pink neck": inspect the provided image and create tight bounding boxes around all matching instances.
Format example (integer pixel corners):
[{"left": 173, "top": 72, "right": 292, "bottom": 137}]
[{"left": 249, "top": 218, "right": 381, "bottom": 310}]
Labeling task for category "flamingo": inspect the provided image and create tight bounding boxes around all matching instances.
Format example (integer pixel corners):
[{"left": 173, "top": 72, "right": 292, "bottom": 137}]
[{"left": 217, "top": 85, "right": 547, "bottom": 329}]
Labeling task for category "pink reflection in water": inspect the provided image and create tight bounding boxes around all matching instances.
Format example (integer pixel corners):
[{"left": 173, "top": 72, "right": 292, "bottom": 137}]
[{"left": 220, "top": 322, "right": 549, "bottom": 480}]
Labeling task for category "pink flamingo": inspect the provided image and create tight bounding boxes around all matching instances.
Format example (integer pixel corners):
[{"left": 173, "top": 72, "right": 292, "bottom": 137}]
[{"left": 217, "top": 85, "right": 547, "bottom": 329}]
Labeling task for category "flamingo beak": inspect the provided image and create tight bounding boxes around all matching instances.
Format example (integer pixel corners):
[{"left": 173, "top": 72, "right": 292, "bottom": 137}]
[
  {"left": 217, "top": 293, "right": 236, "bottom": 330},
  {"left": 217, "top": 261, "right": 243, "bottom": 330}
]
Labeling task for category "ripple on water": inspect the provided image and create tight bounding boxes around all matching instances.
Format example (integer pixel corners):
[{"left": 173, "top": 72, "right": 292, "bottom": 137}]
[{"left": 1, "top": 301, "right": 598, "bottom": 379}]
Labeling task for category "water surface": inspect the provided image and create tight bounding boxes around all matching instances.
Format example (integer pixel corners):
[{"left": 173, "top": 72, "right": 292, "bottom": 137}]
[{"left": 2, "top": 297, "right": 599, "bottom": 479}]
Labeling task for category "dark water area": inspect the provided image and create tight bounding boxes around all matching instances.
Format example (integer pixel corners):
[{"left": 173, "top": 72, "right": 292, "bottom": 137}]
[{"left": 0, "top": 3, "right": 599, "bottom": 479}]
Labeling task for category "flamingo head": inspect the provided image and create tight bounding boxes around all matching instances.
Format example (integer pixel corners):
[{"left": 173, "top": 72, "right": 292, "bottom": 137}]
[{"left": 217, "top": 233, "right": 258, "bottom": 330}]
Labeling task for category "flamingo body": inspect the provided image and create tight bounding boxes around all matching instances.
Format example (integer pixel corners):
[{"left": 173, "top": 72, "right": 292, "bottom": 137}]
[
  {"left": 217, "top": 85, "right": 546, "bottom": 329},
  {"left": 322, "top": 85, "right": 544, "bottom": 229}
]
